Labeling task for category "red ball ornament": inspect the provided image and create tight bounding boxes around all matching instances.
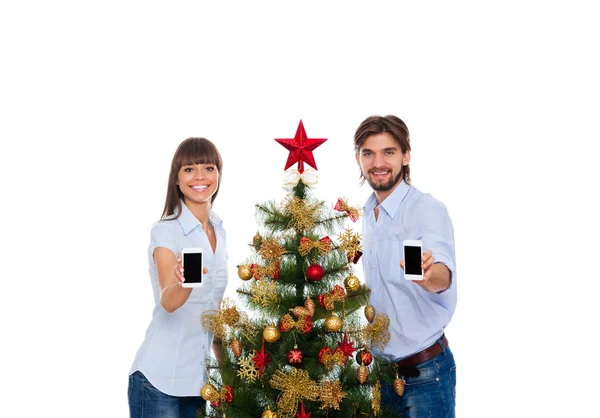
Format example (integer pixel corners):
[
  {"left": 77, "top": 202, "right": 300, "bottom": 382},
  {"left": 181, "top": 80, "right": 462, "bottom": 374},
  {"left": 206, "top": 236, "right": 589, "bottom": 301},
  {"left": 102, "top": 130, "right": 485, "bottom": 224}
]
[
  {"left": 306, "top": 264, "right": 324, "bottom": 281},
  {"left": 318, "top": 346, "right": 331, "bottom": 365},
  {"left": 317, "top": 294, "right": 327, "bottom": 308},
  {"left": 287, "top": 345, "right": 304, "bottom": 365},
  {"left": 356, "top": 349, "right": 373, "bottom": 366}
]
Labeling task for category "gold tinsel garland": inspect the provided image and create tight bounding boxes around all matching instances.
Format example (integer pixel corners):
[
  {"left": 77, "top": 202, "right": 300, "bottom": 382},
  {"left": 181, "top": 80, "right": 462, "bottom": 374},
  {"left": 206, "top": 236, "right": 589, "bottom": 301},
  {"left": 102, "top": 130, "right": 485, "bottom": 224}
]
[
  {"left": 201, "top": 298, "right": 257, "bottom": 344},
  {"left": 250, "top": 279, "right": 279, "bottom": 307},
  {"left": 319, "top": 378, "right": 346, "bottom": 410},
  {"left": 338, "top": 228, "right": 363, "bottom": 261},
  {"left": 269, "top": 368, "right": 320, "bottom": 418},
  {"left": 360, "top": 313, "right": 391, "bottom": 352},
  {"left": 372, "top": 380, "right": 381, "bottom": 415},
  {"left": 237, "top": 351, "right": 259, "bottom": 383},
  {"left": 258, "top": 238, "right": 286, "bottom": 262},
  {"left": 284, "top": 196, "right": 320, "bottom": 232}
]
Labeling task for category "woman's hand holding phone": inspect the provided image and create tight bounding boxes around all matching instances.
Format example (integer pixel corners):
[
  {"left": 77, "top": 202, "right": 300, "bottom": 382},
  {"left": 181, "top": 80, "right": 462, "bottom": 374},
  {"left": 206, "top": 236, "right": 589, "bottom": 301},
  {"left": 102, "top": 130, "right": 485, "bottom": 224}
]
[{"left": 175, "top": 252, "right": 209, "bottom": 286}]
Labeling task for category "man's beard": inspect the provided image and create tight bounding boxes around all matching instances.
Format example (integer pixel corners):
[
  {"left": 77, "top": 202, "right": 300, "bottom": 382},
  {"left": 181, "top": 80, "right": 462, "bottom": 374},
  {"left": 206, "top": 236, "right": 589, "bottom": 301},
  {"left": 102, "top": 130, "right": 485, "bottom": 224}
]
[{"left": 366, "top": 169, "right": 403, "bottom": 192}]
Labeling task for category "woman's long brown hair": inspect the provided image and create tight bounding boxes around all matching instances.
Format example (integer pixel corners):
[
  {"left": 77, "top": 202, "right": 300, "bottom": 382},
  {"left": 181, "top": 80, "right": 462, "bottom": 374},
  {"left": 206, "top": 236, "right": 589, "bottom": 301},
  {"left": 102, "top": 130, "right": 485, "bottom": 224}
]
[{"left": 161, "top": 137, "right": 223, "bottom": 220}]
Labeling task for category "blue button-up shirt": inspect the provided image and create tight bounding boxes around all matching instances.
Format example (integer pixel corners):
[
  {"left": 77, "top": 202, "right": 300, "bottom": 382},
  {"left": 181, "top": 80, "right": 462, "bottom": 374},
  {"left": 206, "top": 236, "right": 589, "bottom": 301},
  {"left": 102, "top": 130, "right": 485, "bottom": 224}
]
[
  {"left": 130, "top": 202, "right": 228, "bottom": 396},
  {"left": 362, "top": 180, "right": 456, "bottom": 361}
]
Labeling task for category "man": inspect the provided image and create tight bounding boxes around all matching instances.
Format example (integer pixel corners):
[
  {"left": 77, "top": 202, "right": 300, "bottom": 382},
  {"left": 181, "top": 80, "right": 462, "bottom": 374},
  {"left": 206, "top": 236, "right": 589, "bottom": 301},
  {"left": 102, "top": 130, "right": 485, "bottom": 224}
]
[{"left": 354, "top": 115, "right": 457, "bottom": 417}]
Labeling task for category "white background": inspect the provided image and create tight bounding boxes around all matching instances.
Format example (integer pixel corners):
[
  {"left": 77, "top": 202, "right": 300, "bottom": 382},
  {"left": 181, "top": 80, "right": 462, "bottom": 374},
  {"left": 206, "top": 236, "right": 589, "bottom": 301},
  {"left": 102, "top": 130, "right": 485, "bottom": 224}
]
[{"left": 1, "top": 1, "right": 598, "bottom": 417}]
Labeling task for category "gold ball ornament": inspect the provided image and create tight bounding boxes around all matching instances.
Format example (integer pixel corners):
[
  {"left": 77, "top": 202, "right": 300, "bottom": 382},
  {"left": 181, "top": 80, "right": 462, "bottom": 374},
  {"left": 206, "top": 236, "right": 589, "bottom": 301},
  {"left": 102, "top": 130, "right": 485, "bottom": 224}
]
[
  {"left": 394, "top": 375, "right": 406, "bottom": 397},
  {"left": 364, "top": 304, "right": 375, "bottom": 323},
  {"left": 344, "top": 274, "right": 361, "bottom": 292},
  {"left": 200, "top": 383, "right": 217, "bottom": 401},
  {"left": 263, "top": 325, "right": 281, "bottom": 343},
  {"left": 324, "top": 312, "right": 342, "bottom": 332},
  {"left": 357, "top": 364, "right": 368, "bottom": 384},
  {"left": 238, "top": 265, "right": 253, "bottom": 281},
  {"left": 262, "top": 406, "right": 278, "bottom": 418},
  {"left": 231, "top": 339, "right": 243, "bottom": 358}
]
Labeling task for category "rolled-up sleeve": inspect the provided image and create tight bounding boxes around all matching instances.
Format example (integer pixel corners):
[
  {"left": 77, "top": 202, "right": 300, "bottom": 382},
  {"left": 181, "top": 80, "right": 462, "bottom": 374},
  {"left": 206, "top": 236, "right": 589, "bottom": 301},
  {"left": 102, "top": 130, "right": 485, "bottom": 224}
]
[{"left": 417, "top": 200, "right": 456, "bottom": 291}]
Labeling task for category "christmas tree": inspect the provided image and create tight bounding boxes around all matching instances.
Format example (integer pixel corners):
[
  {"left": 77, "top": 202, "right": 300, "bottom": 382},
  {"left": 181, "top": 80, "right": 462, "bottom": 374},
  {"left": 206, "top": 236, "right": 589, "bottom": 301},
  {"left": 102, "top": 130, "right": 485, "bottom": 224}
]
[{"left": 198, "top": 121, "right": 402, "bottom": 418}]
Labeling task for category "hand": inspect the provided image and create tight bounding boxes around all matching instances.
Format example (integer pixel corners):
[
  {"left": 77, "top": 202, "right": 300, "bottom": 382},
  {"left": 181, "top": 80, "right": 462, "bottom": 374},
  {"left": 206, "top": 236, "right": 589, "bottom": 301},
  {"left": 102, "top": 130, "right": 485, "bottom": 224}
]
[
  {"left": 400, "top": 249, "right": 435, "bottom": 290},
  {"left": 175, "top": 252, "right": 209, "bottom": 286}
]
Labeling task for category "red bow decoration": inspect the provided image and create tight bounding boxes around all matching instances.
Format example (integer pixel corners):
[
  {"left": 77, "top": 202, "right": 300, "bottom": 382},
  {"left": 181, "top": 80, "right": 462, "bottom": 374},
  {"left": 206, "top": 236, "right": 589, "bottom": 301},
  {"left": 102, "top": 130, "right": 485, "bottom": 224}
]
[
  {"left": 318, "top": 346, "right": 346, "bottom": 367},
  {"left": 250, "top": 262, "right": 280, "bottom": 280},
  {"left": 334, "top": 198, "right": 360, "bottom": 223},
  {"left": 317, "top": 285, "right": 347, "bottom": 310},
  {"left": 298, "top": 236, "right": 332, "bottom": 256},
  {"left": 280, "top": 314, "right": 312, "bottom": 333}
]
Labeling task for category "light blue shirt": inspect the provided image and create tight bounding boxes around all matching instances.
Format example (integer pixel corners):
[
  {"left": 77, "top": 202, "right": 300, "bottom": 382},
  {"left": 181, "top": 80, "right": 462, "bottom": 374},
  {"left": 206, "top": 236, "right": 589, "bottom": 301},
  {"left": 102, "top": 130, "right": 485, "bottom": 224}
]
[
  {"left": 362, "top": 180, "right": 456, "bottom": 361},
  {"left": 130, "top": 202, "right": 228, "bottom": 396}
]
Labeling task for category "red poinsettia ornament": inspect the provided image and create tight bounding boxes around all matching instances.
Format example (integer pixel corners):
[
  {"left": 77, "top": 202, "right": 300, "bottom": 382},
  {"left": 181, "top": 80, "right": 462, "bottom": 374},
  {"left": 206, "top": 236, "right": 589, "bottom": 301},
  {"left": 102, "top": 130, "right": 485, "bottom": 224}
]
[
  {"left": 252, "top": 340, "right": 271, "bottom": 377},
  {"left": 337, "top": 333, "right": 357, "bottom": 358},
  {"left": 296, "top": 401, "right": 311, "bottom": 418}
]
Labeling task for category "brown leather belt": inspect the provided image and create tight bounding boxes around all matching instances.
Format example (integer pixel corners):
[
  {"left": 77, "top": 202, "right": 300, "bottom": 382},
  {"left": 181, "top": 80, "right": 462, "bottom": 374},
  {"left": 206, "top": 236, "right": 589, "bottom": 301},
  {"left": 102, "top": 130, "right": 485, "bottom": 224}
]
[{"left": 396, "top": 335, "right": 449, "bottom": 367}]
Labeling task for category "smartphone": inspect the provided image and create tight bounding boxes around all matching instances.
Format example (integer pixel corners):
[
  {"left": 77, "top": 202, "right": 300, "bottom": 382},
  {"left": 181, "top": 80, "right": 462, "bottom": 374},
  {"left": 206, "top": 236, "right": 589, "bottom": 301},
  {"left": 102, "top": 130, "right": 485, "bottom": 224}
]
[
  {"left": 403, "top": 240, "right": 423, "bottom": 280},
  {"left": 182, "top": 247, "right": 203, "bottom": 288}
]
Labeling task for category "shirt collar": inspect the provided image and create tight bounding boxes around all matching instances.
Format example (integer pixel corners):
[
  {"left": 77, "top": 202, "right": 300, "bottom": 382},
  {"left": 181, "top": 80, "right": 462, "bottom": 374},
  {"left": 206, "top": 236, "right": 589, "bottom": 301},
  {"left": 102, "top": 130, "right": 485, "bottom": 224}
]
[
  {"left": 364, "top": 180, "right": 411, "bottom": 219},
  {"left": 176, "top": 200, "right": 222, "bottom": 235}
]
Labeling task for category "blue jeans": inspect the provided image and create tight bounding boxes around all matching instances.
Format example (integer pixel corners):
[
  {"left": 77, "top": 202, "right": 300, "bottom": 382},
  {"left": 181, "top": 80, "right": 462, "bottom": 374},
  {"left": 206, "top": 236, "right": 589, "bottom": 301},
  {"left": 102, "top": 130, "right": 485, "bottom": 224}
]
[
  {"left": 381, "top": 342, "right": 456, "bottom": 418},
  {"left": 128, "top": 371, "right": 206, "bottom": 418}
]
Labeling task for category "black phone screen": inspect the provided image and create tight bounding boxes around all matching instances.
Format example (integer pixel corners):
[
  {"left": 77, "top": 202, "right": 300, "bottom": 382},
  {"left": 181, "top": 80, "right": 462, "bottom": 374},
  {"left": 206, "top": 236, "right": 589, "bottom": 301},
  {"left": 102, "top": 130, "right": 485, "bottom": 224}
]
[
  {"left": 183, "top": 252, "right": 203, "bottom": 284},
  {"left": 404, "top": 246, "right": 422, "bottom": 275}
]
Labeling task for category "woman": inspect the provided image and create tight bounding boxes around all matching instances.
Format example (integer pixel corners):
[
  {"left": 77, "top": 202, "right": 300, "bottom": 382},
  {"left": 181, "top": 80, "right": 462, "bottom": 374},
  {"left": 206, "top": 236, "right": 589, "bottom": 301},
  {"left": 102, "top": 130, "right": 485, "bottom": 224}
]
[{"left": 128, "top": 137, "right": 228, "bottom": 418}]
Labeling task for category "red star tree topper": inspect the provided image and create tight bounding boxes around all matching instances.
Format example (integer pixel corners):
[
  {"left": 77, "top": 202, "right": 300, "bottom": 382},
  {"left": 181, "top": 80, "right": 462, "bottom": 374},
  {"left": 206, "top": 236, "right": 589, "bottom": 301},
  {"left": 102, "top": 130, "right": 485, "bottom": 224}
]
[{"left": 275, "top": 120, "right": 327, "bottom": 173}]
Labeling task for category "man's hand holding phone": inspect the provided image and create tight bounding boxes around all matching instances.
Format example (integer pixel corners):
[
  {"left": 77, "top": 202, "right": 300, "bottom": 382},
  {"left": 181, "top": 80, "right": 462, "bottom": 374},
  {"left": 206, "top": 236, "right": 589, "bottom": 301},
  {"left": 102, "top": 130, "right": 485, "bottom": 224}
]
[
  {"left": 400, "top": 249, "right": 434, "bottom": 278},
  {"left": 401, "top": 239, "right": 438, "bottom": 292},
  {"left": 401, "top": 239, "right": 450, "bottom": 293}
]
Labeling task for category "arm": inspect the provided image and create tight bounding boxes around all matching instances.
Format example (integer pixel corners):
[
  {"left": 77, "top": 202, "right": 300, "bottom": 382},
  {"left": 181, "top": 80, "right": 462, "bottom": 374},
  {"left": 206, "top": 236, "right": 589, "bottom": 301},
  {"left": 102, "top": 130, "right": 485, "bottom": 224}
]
[{"left": 155, "top": 247, "right": 192, "bottom": 313}]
